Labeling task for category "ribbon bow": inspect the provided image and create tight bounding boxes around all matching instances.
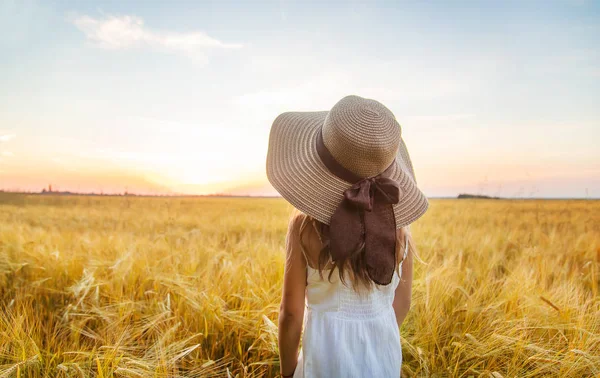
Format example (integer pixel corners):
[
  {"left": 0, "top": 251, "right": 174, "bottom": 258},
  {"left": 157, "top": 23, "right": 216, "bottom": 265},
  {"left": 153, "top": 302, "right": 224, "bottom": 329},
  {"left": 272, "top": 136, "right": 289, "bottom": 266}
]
[
  {"left": 343, "top": 176, "right": 401, "bottom": 212},
  {"left": 316, "top": 130, "right": 403, "bottom": 285},
  {"left": 328, "top": 175, "right": 402, "bottom": 285}
]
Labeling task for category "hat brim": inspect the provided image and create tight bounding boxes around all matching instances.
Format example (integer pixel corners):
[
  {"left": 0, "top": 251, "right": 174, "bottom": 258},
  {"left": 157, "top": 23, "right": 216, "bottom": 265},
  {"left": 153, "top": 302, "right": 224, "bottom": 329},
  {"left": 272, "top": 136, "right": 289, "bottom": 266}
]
[{"left": 266, "top": 111, "right": 429, "bottom": 228}]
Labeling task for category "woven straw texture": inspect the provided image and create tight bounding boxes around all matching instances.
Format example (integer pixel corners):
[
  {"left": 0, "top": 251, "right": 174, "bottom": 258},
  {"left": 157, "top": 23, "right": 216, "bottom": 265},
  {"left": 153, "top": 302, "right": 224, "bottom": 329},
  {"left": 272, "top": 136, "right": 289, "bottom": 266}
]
[{"left": 266, "top": 95, "right": 429, "bottom": 229}]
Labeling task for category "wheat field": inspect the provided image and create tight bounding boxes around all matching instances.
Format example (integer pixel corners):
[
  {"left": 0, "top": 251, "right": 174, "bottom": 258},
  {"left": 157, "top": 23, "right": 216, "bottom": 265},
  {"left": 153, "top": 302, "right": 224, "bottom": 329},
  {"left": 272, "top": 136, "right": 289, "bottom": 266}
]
[{"left": 0, "top": 193, "right": 598, "bottom": 377}]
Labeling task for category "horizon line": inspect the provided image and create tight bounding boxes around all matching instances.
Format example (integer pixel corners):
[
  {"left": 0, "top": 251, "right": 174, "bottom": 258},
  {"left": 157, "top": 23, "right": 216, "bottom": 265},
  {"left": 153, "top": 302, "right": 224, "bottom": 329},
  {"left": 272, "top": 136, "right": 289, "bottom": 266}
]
[{"left": 0, "top": 190, "right": 597, "bottom": 201}]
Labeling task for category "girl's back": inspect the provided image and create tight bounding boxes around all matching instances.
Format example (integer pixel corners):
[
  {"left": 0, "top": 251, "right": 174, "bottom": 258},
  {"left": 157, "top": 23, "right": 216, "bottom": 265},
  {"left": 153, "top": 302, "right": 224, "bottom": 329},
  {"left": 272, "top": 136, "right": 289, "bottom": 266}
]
[{"left": 292, "top": 216, "right": 408, "bottom": 378}]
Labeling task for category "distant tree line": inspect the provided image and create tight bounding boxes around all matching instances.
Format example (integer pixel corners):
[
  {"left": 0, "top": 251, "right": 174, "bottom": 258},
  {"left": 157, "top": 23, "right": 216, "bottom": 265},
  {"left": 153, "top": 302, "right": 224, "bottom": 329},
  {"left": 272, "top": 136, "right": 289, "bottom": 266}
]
[{"left": 457, "top": 193, "right": 501, "bottom": 199}]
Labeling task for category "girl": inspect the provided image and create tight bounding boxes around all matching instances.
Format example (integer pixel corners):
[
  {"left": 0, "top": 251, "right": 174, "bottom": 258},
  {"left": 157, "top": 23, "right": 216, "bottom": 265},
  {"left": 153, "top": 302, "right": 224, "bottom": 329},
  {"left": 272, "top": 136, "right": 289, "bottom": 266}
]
[{"left": 266, "top": 95, "right": 428, "bottom": 377}]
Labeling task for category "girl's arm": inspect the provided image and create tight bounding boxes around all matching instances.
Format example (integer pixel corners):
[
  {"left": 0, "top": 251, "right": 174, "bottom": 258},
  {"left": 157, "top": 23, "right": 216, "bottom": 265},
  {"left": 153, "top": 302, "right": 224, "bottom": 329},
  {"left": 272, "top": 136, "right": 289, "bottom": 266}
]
[
  {"left": 278, "top": 216, "right": 307, "bottom": 377},
  {"left": 392, "top": 234, "right": 414, "bottom": 327}
]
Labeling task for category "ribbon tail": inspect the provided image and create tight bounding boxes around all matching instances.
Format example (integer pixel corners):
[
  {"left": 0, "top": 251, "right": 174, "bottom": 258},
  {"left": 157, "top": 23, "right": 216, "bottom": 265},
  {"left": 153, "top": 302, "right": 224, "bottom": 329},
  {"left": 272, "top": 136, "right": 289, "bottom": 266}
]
[
  {"left": 363, "top": 201, "right": 397, "bottom": 285},
  {"left": 329, "top": 199, "right": 364, "bottom": 262}
]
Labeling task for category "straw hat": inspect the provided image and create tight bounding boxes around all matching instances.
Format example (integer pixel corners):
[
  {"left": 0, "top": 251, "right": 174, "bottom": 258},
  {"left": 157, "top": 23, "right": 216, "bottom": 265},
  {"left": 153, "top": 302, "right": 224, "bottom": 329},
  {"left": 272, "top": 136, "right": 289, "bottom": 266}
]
[{"left": 266, "top": 95, "right": 428, "bottom": 229}]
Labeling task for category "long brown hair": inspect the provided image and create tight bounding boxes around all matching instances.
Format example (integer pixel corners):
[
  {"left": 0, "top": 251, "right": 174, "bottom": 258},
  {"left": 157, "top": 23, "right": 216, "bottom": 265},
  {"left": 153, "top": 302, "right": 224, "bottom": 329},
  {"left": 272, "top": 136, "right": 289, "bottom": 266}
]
[{"left": 292, "top": 211, "right": 416, "bottom": 291}]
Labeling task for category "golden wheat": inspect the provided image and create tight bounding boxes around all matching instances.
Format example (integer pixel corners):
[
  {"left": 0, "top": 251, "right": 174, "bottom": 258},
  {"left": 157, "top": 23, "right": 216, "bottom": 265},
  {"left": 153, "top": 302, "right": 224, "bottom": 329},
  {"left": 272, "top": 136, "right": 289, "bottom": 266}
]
[{"left": 0, "top": 193, "right": 598, "bottom": 377}]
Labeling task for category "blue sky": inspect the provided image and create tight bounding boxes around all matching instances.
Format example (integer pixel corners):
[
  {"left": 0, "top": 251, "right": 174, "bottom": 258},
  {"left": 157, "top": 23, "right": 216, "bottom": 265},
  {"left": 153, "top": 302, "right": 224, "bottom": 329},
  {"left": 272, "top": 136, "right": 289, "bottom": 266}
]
[{"left": 0, "top": 0, "right": 598, "bottom": 197}]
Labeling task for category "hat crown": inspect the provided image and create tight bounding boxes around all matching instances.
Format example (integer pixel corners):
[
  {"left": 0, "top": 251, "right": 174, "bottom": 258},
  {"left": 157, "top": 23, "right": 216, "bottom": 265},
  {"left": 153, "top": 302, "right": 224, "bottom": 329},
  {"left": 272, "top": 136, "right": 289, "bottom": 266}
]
[{"left": 322, "top": 95, "right": 401, "bottom": 178}]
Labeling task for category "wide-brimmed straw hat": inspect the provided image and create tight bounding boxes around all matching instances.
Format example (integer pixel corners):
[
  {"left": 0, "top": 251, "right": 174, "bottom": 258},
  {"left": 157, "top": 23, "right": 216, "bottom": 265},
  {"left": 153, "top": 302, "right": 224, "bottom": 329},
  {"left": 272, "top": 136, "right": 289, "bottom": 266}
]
[{"left": 266, "top": 95, "right": 428, "bottom": 230}]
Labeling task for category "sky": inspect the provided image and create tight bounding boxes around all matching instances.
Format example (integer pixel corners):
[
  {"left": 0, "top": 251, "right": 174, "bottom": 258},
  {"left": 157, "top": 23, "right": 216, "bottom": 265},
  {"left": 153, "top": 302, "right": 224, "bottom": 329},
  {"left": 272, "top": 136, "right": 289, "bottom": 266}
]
[{"left": 0, "top": 0, "right": 598, "bottom": 198}]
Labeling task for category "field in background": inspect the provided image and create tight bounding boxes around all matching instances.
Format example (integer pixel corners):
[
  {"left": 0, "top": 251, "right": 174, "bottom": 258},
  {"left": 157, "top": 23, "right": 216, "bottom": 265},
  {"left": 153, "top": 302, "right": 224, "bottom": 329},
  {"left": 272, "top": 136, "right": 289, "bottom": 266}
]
[{"left": 0, "top": 194, "right": 598, "bottom": 377}]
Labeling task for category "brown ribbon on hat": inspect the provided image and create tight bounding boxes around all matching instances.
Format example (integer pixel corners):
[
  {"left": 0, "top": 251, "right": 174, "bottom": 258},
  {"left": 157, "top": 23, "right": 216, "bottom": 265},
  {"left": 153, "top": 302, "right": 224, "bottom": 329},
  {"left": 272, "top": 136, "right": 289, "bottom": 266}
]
[{"left": 316, "top": 130, "right": 402, "bottom": 285}]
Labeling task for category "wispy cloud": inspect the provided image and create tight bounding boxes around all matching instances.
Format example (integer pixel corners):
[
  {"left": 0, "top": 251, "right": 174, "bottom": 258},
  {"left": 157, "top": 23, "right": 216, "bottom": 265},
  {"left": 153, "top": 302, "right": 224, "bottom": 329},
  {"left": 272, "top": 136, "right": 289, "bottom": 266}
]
[
  {"left": 71, "top": 14, "right": 242, "bottom": 59},
  {"left": 1, "top": 151, "right": 14, "bottom": 157},
  {"left": 0, "top": 134, "right": 15, "bottom": 142}
]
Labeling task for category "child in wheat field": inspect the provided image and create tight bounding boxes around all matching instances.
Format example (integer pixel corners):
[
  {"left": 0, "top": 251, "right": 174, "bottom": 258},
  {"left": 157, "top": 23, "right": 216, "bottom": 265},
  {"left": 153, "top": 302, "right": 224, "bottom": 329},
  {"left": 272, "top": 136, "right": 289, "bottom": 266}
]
[{"left": 266, "top": 95, "right": 429, "bottom": 377}]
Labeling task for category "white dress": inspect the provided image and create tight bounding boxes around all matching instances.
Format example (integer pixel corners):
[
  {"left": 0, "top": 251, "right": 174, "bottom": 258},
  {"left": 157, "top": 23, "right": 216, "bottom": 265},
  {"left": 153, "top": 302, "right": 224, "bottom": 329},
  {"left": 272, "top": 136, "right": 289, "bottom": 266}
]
[{"left": 293, "top": 238, "right": 408, "bottom": 378}]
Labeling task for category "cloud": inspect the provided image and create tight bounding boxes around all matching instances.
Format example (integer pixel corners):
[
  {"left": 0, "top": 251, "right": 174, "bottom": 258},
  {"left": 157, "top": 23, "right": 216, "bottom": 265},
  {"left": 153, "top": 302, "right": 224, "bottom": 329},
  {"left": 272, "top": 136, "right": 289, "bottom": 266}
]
[
  {"left": 0, "top": 134, "right": 15, "bottom": 142},
  {"left": 71, "top": 14, "right": 242, "bottom": 59},
  {"left": 1, "top": 151, "right": 14, "bottom": 157}
]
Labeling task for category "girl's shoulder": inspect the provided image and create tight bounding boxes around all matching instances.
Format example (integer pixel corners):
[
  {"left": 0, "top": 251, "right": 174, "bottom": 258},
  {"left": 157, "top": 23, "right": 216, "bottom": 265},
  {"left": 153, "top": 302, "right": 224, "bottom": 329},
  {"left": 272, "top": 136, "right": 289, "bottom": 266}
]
[{"left": 287, "top": 212, "right": 323, "bottom": 268}]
